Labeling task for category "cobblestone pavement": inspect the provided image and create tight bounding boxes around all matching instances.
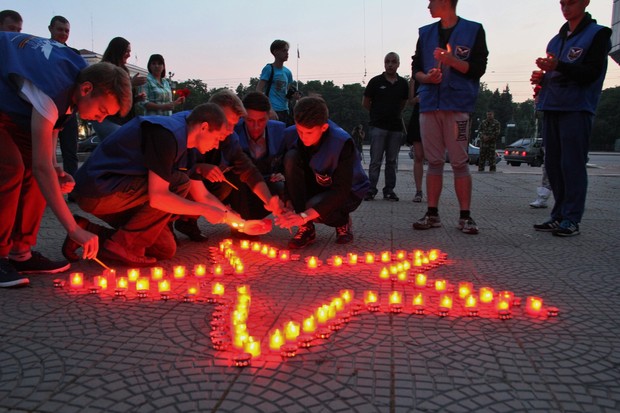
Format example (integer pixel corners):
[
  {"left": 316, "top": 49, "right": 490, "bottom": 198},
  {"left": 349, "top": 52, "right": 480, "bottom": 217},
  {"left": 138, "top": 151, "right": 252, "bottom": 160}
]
[{"left": 1, "top": 158, "right": 619, "bottom": 413}]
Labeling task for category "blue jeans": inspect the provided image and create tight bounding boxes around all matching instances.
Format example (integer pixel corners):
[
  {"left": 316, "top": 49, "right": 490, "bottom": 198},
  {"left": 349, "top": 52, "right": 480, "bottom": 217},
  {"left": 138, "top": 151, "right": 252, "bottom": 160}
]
[{"left": 367, "top": 126, "right": 402, "bottom": 194}]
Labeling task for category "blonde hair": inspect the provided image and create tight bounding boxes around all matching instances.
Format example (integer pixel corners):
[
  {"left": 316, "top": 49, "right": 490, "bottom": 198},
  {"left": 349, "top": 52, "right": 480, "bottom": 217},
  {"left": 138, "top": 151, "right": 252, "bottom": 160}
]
[{"left": 209, "top": 89, "right": 247, "bottom": 117}]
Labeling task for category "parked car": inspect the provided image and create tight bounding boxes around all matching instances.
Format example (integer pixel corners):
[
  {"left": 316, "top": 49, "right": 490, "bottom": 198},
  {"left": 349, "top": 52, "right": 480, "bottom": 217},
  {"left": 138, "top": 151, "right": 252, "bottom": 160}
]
[
  {"left": 77, "top": 134, "right": 100, "bottom": 152},
  {"left": 445, "top": 143, "right": 502, "bottom": 166},
  {"left": 503, "top": 137, "right": 544, "bottom": 167}
]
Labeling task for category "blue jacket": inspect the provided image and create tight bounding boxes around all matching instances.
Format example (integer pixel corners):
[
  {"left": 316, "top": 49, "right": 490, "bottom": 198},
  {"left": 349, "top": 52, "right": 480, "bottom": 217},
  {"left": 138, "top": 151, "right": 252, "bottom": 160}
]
[
  {"left": 0, "top": 32, "right": 87, "bottom": 128},
  {"left": 417, "top": 18, "right": 482, "bottom": 113},
  {"left": 537, "top": 19, "right": 610, "bottom": 114},
  {"left": 285, "top": 120, "right": 370, "bottom": 199},
  {"left": 234, "top": 119, "right": 287, "bottom": 178},
  {"left": 75, "top": 112, "right": 190, "bottom": 197}
]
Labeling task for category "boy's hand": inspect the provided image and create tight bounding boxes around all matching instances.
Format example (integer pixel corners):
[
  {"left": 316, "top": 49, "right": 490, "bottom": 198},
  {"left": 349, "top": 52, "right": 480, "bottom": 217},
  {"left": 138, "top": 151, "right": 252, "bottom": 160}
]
[{"left": 56, "top": 168, "right": 75, "bottom": 194}]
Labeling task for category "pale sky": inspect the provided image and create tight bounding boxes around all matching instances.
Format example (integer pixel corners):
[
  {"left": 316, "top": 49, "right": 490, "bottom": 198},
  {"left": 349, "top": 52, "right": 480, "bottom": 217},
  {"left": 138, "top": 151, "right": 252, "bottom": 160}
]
[{"left": 4, "top": 0, "right": 619, "bottom": 102}]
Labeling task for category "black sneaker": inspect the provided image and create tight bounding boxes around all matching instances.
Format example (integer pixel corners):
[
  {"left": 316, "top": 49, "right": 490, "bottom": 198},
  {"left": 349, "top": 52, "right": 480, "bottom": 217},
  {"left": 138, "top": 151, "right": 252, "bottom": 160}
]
[
  {"left": 0, "top": 259, "right": 29, "bottom": 288},
  {"left": 335, "top": 218, "right": 353, "bottom": 244},
  {"left": 552, "top": 220, "right": 580, "bottom": 237},
  {"left": 533, "top": 219, "right": 561, "bottom": 232},
  {"left": 383, "top": 191, "right": 399, "bottom": 201},
  {"left": 174, "top": 219, "right": 209, "bottom": 242},
  {"left": 9, "top": 251, "right": 70, "bottom": 275},
  {"left": 364, "top": 189, "right": 377, "bottom": 201},
  {"left": 288, "top": 222, "right": 316, "bottom": 249}
]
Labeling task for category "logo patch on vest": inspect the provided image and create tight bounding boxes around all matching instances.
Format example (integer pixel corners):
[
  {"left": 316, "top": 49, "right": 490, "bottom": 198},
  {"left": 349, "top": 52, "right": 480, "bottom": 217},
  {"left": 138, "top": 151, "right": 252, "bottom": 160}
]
[
  {"left": 455, "top": 45, "right": 471, "bottom": 60},
  {"left": 567, "top": 47, "right": 584, "bottom": 62},
  {"left": 315, "top": 172, "right": 333, "bottom": 187}
]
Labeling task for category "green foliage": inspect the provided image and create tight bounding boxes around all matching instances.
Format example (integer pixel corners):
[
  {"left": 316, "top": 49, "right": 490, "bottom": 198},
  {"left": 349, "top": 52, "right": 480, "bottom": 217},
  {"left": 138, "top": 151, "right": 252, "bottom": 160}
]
[{"left": 592, "top": 86, "right": 620, "bottom": 150}]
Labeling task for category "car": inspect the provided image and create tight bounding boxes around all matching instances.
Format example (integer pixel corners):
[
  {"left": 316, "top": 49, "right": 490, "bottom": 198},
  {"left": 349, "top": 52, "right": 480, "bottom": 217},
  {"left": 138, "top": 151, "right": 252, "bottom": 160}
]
[
  {"left": 445, "top": 143, "right": 502, "bottom": 166},
  {"left": 503, "top": 137, "right": 544, "bottom": 167},
  {"left": 77, "top": 134, "right": 101, "bottom": 152}
]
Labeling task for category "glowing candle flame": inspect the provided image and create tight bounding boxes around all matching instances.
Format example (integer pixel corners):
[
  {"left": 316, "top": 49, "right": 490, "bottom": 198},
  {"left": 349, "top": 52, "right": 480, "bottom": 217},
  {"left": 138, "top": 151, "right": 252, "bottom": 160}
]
[
  {"left": 440, "top": 293, "right": 453, "bottom": 309},
  {"left": 116, "top": 277, "right": 128, "bottom": 290},
  {"left": 240, "top": 240, "right": 250, "bottom": 250},
  {"left": 458, "top": 282, "right": 473, "bottom": 299},
  {"left": 279, "top": 250, "right": 290, "bottom": 260},
  {"left": 268, "top": 247, "right": 277, "bottom": 259},
  {"left": 93, "top": 275, "right": 107, "bottom": 290},
  {"left": 526, "top": 296, "right": 543, "bottom": 314},
  {"left": 396, "top": 250, "right": 407, "bottom": 260},
  {"left": 284, "top": 321, "right": 301, "bottom": 341},
  {"left": 136, "top": 277, "right": 149, "bottom": 291},
  {"left": 435, "top": 279, "right": 447, "bottom": 292},
  {"left": 234, "top": 263, "right": 244, "bottom": 274},
  {"left": 389, "top": 291, "right": 402, "bottom": 305},
  {"left": 464, "top": 294, "right": 477, "bottom": 308},
  {"left": 364, "top": 290, "right": 378, "bottom": 304},
  {"left": 173, "top": 266, "right": 186, "bottom": 279},
  {"left": 381, "top": 251, "right": 391, "bottom": 263},
  {"left": 151, "top": 267, "right": 164, "bottom": 280},
  {"left": 127, "top": 269, "right": 140, "bottom": 282},
  {"left": 212, "top": 282, "right": 225, "bottom": 296},
  {"left": 194, "top": 264, "right": 206, "bottom": 277},
  {"left": 270, "top": 329, "right": 284, "bottom": 351},
  {"left": 187, "top": 280, "right": 200, "bottom": 296},
  {"left": 412, "top": 292, "right": 425, "bottom": 306},
  {"left": 379, "top": 267, "right": 390, "bottom": 279},
  {"left": 332, "top": 255, "right": 343, "bottom": 267},
  {"left": 347, "top": 253, "right": 358, "bottom": 265},
  {"left": 302, "top": 315, "right": 317, "bottom": 333},
  {"left": 307, "top": 256, "right": 318, "bottom": 269},
  {"left": 158, "top": 279, "right": 171, "bottom": 293},
  {"left": 316, "top": 305, "right": 330, "bottom": 324},
  {"left": 479, "top": 287, "right": 495, "bottom": 303},
  {"left": 70, "top": 272, "right": 84, "bottom": 289},
  {"left": 213, "top": 264, "right": 223, "bottom": 276},
  {"left": 340, "top": 289, "right": 353, "bottom": 303},
  {"left": 365, "top": 253, "right": 375, "bottom": 264},
  {"left": 244, "top": 336, "right": 261, "bottom": 358},
  {"left": 415, "top": 273, "right": 427, "bottom": 287}
]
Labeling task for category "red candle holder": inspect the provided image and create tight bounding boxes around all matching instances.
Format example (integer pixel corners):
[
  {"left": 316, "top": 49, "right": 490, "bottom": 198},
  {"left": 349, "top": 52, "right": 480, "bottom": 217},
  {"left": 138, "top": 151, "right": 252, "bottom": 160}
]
[
  {"left": 233, "top": 352, "right": 252, "bottom": 367},
  {"left": 280, "top": 343, "right": 298, "bottom": 359},
  {"left": 298, "top": 334, "right": 314, "bottom": 348}
]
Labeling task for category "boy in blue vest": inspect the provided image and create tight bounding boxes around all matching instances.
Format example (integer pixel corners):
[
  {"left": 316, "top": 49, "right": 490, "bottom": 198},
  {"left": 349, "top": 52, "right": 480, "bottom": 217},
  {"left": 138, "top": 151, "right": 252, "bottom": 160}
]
[
  {"left": 532, "top": 0, "right": 611, "bottom": 237},
  {"left": 276, "top": 97, "right": 370, "bottom": 248},
  {"left": 68, "top": 104, "right": 248, "bottom": 267},
  {"left": 0, "top": 32, "right": 132, "bottom": 287},
  {"left": 411, "top": 0, "right": 488, "bottom": 235}
]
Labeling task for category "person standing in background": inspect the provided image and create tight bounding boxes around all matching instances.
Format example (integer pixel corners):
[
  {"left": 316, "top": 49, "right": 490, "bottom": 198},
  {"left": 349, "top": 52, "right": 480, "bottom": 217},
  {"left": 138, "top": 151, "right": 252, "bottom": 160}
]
[
  {"left": 141, "top": 54, "right": 185, "bottom": 116},
  {"left": 0, "top": 10, "right": 22, "bottom": 32},
  {"left": 478, "top": 110, "right": 500, "bottom": 172}
]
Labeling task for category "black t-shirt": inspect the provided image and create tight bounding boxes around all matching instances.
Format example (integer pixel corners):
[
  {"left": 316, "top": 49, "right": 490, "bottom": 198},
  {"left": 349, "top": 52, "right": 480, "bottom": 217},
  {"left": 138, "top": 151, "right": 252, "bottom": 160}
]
[{"left": 364, "top": 73, "right": 409, "bottom": 131}]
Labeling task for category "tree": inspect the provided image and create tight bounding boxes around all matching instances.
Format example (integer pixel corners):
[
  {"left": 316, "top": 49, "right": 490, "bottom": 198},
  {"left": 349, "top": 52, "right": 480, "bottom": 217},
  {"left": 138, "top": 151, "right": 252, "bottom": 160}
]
[{"left": 592, "top": 86, "right": 620, "bottom": 151}]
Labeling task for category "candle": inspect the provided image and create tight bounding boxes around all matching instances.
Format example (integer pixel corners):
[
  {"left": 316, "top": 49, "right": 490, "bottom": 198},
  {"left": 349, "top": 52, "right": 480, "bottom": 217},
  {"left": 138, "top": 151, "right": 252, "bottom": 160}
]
[
  {"left": 240, "top": 240, "right": 250, "bottom": 250},
  {"left": 498, "top": 290, "right": 514, "bottom": 305},
  {"left": 380, "top": 251, "right": 391, "bottom": 263},
  {"left": 402, "top": 260, "right": 411, "bottom": 271},
  {"left": 332, "top": 255, "right": 343, "bottom": 267},
  {"left": 435, "top": 279, "right": 447, "bottom": 292},
  {"left": 364, "top": 252, "right": 375, "bottom": 264},
  {"left": 284, "top": 321, "right": 301, "bottom": 341},
  {"left": 379, "top": 267, "right": 390, "bottom": 280},
  {"left": 194, "top": 264, "right": 206, "bottom": 277},
  {"left": 396, "top": 250, "right": 407, "bottom": 260},
  {"left": 116, "top": 276, "right": 128, "bottom": 290},
  {"left": 93, "top": 275, "right": 108, "bottom": 290},
  {"left": 479, "top": 287, "right": 495, "bottom": 304},
  {"left": 279, "top": 250, "right": 290, "bottom": 260},
  {"left": 103, "top": 269, "right": 116, "bottom": 285},
  {"left": 260, "top": 245, "right": 269, "bottom": 255},
  {"left": 213, "top": 264, "right": 223, "bottom": 276},
  {"left": 173, "top": 265, "right": 186, "bottom": 279},
  {"left": 439, "top": 293, "right": 453, "bottom": 309},
  {"left": 347, "top": 253, "right": 358, "bottom": 265},
  {"left": 412, "top": 292, "right": 425, "bottom": 314},
  {"left": 428, "top": 249, "right": 439, "bottom": 261},
  {"left": 414, "top": 273, "right": 427, "bottom": 288},
  {"left": 212, "top": 282, "right": 225, "bottom": 296},
  {"left": 187, "top": 280, "right": 200, "bottom": 296},
  {"left": 127, "top": 268, "right": 140, "bottom": 282},
  {"left": 397, "top": 272, "right": 408, "bottom": 282},
  {"left": 364, "top": 290, "right": 378, "bottom": 305},
  {"left": 158, "top": 278, "right": 171, "bottom": 293},
  {"left": 136, "top": 277, "right": 150, "bottom": 292},
  {"left": 237, "top": 285, "right": 250, "bottom": 295},
  {"left": 233, "top": 330, "right": 249, "bottom": 349},
  {"left": 269, "top": 329, "right": 285, "bottom": 351},
  {"left": 389, "top": 291, "right": 402, "bottom": 305},
  {"left": 268, "top": 247, "right": 277, "bottom": 259},
  {"left": 464, "top": 294, "right": 478, "bottom": 308},
  {"left": 526, "top": 296, "right": 543, "bottom": 315},
  {"left": 302, "top": 315, "right": 317, "bottom": 333},
  {"left": 234, "top": 263, "right": 245, "bottom": 274},
  {"left": 244, "top": 336, "right": 261, "bottom": 358},
  {"left": 458, "top": 282, "right": 473, "bottom": 299},
  {"left": 307, "top": 256, "right": 318, "bottom": 269},
  {"left": 251, "top": 242, "right": 261, "bottom": 252},
  {"left": 331, "top": 297, "right": 344, "bottom": 312},
  {"left": 316, "top": 305, "right": 329, "bottom": 324},
  {"left": 413, "top": 257, "right": 423, "bottom": 267},
  {"left": 70, "top": 272, "right": 84, "bottom": 289},
  {"left": 340, "top": 289, "right": 353, "bottom": 304},
  {"left": 151, "top": 267, "right": 164, "bottom": 280},
  {"left": 496, "top": 298, "right": 511, "bottom": 311}
]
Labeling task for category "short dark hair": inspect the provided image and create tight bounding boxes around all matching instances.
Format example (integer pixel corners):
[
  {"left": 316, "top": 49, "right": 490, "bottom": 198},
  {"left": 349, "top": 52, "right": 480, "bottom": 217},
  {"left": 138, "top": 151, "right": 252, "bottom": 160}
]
[
  {"left": 209, "top": 89, "right": 247, "bottom": 117},
  {"left": 242, "top": 91, "right": 271, "bottom": 112},
  {"left": 187, "top": 103, "right": 227, "bottom": 131},
  {"left": 0, "top": 9, "right": 22, "bottom": 23},
  {"left": 270, "top": 39, "right": 289, "bottom": 54},
  {"left": 77, "top": 62, "right": 133, "bottom": 117},
  {"left": 50, "top": 15, "right": 69, "bottom": 26},
  {"left": 294, "top": 97, "right": 329, "bottom": 127},
  {"left": 147, "top": 54, "right": 166, "bottom": 78}
]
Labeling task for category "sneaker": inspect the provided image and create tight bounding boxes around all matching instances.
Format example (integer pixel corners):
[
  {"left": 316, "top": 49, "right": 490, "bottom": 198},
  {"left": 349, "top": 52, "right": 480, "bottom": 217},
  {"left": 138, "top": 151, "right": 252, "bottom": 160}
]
[
  {"left": 335, "top": 218, "right": 353, "bottom": 244},
  {"left": 383, "top": 191, "right": 399, "bottom": 201},
  {"left": 533, "top": 219, "right": 561, "bottom": 232},
  {"left": 10, "top": 251, "right": 70, "bottom": 274},
  {"left": 364, "top": 189, "right": 377, "bottom": 201},
  {"left": 413, "top": 214, "right": 442, "bottom": 230},
  {"left": 174, "top": 219, "right": 208, "bottom": 242},
  {"left": 552, "top": 220, "right": 580, "bottom": 237},
  {"left": 288, "top": 222, "right": 316, "bottom": 249},
  {"left": 458, "top": 217, "right": 479, "bottom": 235},
  {"left": 412, "top": 191, "right": 423, "bottom": 203},
  {"left": 0, "top": 259, "right": 29, "bottom": 288},
  {"left": 99, "top": 239, "right": 156, "bottom": 267},
  {"left": 62, "top": 215, "right": 91, "bottom": 262}
]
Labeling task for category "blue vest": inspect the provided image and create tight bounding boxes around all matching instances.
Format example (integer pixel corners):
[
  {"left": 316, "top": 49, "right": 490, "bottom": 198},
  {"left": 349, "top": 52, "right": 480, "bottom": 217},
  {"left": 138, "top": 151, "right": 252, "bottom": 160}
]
[
  {"left": 234, "top": 119, "right": 287, "bottom": 177},
  {"left": 0, "top": 32, "right": 87, "bottom": 128},
  {"left": 537, "top": 23, "right": 609, "bottom": 114},
  {"left": 417, "top": 18, "right": 481, "bottom": 113},
  {"left": 75, "top": 112, "right": 190, "bottom": 197},
  {"left": 285, "top": 120, "right": 370, "bottom": 199}
]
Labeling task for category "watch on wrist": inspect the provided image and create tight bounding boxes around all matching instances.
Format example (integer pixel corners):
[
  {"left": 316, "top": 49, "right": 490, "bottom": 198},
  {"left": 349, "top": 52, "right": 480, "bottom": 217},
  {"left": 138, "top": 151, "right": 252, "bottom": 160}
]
[{"left": 299, "top": 212, "right": 308, "bottom": 224}]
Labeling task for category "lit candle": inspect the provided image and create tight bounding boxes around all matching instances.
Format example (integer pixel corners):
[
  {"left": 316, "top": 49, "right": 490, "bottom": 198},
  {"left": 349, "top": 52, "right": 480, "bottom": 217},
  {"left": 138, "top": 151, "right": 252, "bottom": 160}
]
[
  {"left": 413, "top": 257, "right": 423, "bottom": 267},
  {"left": 414, "top": 273, "right": 427, "bottom": 288},
  {"left": 284, "top": 321, "right": 301, "bottom": 341},
  {"left": 412, "top": 292, "right": 425, "bottom": 307},
  {"left": 127, "top": 268, "right": 140, "bottom": 282},
  {"left": 136, "top": 277, "right": 150, "bottom": 292},
  {"left": 316, "top": 305, "right": 329, "bottom": 324},
  {"left": 439, "top": 293, "right": 453, "bottom": 309},
  {"left": 380, "top": 251, "right": 391, "bottom": 263},
  {"left": 397, "top": 272, "right": 408, "bottom": 282},
  {"left": 307, "top": 256, "right": 319, "bottom": 269},
  {"left": 187, "top": 280, "right": 200, "bottom": 296},
  {"left": 213, "top": 264, "right": 223, "bottom": 276},
  {"left": 194, "top": 264, "right": 206, "bottom": 277},
  {"left": 402, "top": 260, "right": 411, "bottom": 270},
  {"left": 279, "top": 250, "right": 290, "bottom": 260},
  {"left": 435, "top": 279, "right": 447, "bottom": 292},
  {"left": 234, "top": 263, "right": 245, "bottom": 274},
  {"left": 269, "top": 328, "right": 285, "bottom": 351},
  {"left": 428, "top": 249, "right": 439, "bottom": 261},
  {"left": 116, "top": 276, "right": 128, "bottom": 290},
  {"left": 364, "top": 290, "right": 378, "bottom": 305},
  {"left": 244, "top": 336, "right": 261, "bottom": 358},
  {"left": 302, "top": 315, "right": 317, "bottom": 333},
  {"left": 379, "top": 267, "right": 390, "bottom": 280},
  {"left": 70, "top": 272, "right": 84, "bottom": 289},
  {"left": 260, "top": 245, "right": 269, "bottom": 255},
  {"left": 526, "top": 296, "right": 543, "bottom": 315},
  {"left": 172, "top": 265, "right": 185, "bottom": 279},
  {"left": 332, "top": 255, "right": 343, "bottom": 267},
  {"left": 498, "top": 290, "right": 514, "bottom": 305},
  {"left": 151, "top": 267, "right": 164, "bottom": 280},
  {"left": 240, "top": 240, "right": 250, "bottom": 250},
  {"left": 396, "top": 250, "right": 407, "bottom": 261},
  {"left": 158, "top": 278, "right": 171, "bottom": 293},
  {"left": 458, "top": 282, "right": 473, "bottom": 299},
  {"left": 364, "top": 252, "right": 375, "bottom": 264},
  {"left": 268, "top": 247, "right": 277, "bottom": 259},
  {"left": 212, "top": 282, "right": 225, "bottom": 296},
  {"left": 389, "top": 291, "right": 402, "bottom": 305},
  {"left": 347, "top": 253, "right": 358, "bottom": 265},
  {"left": 479, "top": 287, "right": 495, "bottom": 304},
  {"left": 464, "top": 294, "right": 478, "bottom": 308},
  {"left": 93, "top": 275, "right": 108, "bottom": 290},
  {"left": 331, "top": 297, "right": 344, "bottom": 312},
  {"left": 233, "top": 330, "right": 249, "bottom": 349},
  {"left": 237, "top": 285, "right": 250, "bottom": 295},
  {"left": 340, "top": 289, "right": 353, "bottom": 304},
  {"left": 496, "top": 298, "right": 511, "bottom": 311},
  {"left": 251, "top": 242, "right": 261, "bottom": 252},
  {"left": 103, "top": 269, "right": 116, "bottom": 285}
]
